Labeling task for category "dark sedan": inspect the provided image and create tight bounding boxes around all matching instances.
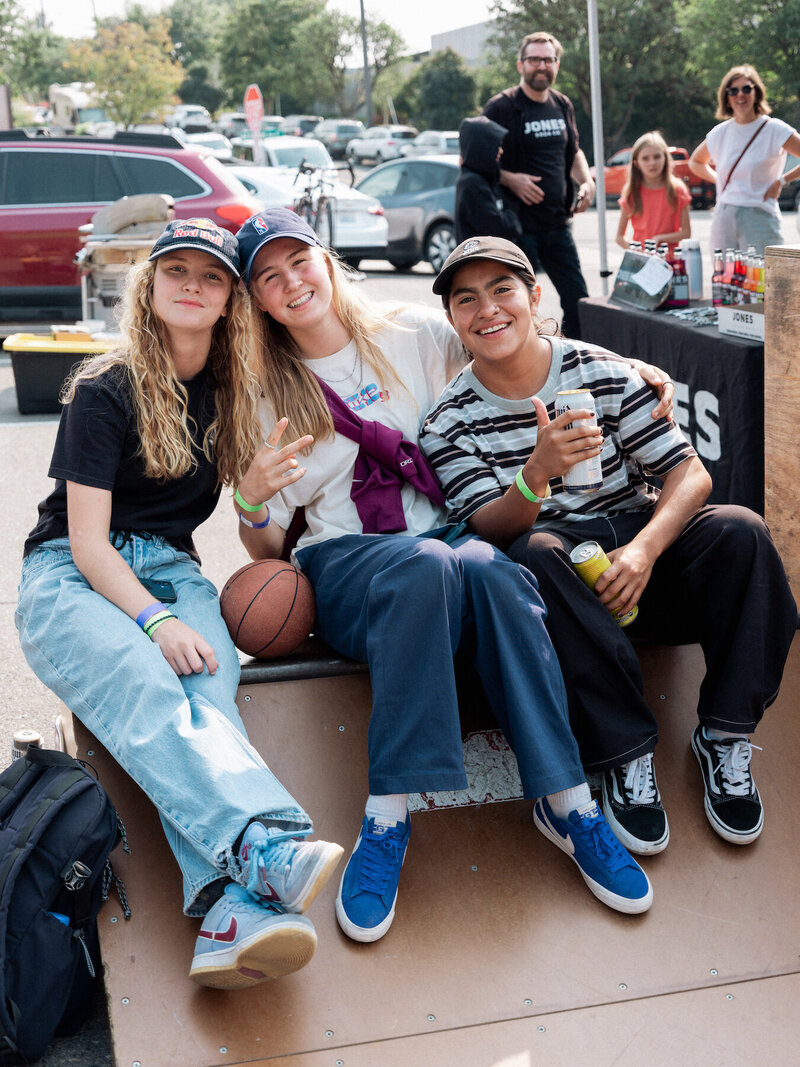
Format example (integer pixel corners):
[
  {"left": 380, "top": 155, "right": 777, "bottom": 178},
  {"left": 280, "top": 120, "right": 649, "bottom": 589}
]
[{"left": 355, "top": 155, "right": 458, "bottom": 272}]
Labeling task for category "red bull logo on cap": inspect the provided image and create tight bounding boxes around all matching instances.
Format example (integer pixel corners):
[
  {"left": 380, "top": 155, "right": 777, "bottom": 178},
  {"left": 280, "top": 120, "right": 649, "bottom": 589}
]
[{"left": 173, "top": 219, "right": 224, "bottom": 247}]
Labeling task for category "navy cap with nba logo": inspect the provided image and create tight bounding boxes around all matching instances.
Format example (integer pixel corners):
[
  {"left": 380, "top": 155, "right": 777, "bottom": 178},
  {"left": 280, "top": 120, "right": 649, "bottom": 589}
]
[
  {"left": 236, "top": 208, "right": 323, "bottom": 284},
  {"left": 148, "top": 218, "right": 241, "bottom": 277}
]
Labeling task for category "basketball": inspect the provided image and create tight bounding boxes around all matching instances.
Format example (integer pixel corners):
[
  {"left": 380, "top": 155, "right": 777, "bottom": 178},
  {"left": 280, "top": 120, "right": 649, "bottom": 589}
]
[{"left": 220, "top": 560, "right": 316, "bottom": 659}]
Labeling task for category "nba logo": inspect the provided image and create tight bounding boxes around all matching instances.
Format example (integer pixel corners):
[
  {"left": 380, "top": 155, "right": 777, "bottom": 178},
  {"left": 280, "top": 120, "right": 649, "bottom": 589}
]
[{"left": 252, "top": 217, "right": 269, "bottom": 236}]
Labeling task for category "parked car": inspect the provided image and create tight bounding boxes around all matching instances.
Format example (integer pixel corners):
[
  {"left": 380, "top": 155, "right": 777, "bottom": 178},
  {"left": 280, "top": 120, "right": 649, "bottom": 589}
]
[
  {"left": 313, "top": 119, "right": 366, "bottom": 160},
  {"left": 355, "top": 155, "right": 458, "bottom": 271},
  {"left": 214, "top": 111, "right": 249, "bottom": 140},
  {"left": 282, "top": 114, "right": 324, "bottom": 137},
  {"left": 0, "top": 129, "right": 261, "bottom": 320},
  {"left": 231, "top": 135, "right": 334, "bottom": 170},
  {"left": 166, "top": 104, "right": 212, "bottom": 132},
  {"left": 400, "top": 130, "right": 460, "bottom": 158},
  {"left": 347, "top": 125, "right": 418, "bottom": 166},
  {"left": 229, "top": 164, "right": 388, "bottom": 264},
  {"left": 591, "top": 145, "right": 716, "bottom": 209},
  {"left": 178, "top": 131, "right": 234, "bottom": 162}
]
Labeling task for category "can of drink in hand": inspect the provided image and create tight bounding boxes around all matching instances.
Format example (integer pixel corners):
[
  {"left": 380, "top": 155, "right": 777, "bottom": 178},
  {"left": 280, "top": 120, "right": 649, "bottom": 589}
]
[
  {"left": 569, "top": 541, "right": 639, "bottom": 627},
  {"left": 12, "top": 728, "right": 42, "bottom": 762},
  {"left": 555, "top": 389, "right": 602, "bottom": 492}
]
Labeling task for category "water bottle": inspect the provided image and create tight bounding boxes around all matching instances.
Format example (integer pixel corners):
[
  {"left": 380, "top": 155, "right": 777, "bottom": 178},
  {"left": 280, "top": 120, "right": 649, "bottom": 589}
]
[{"left": 680, "top": 239, "right": 703, "bottom": 301}]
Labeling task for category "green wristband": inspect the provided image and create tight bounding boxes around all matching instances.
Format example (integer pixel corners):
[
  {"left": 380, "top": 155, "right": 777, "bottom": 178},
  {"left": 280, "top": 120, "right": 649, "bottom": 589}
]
[
  {"left": 234, "top": 487, "right": 264, "bottom": 513},
  {"left": 143, "top": 610, "right": 175, "bottom": 638},
  {"left": 515, "top": 468, "right": 551, "bottom": 504}
]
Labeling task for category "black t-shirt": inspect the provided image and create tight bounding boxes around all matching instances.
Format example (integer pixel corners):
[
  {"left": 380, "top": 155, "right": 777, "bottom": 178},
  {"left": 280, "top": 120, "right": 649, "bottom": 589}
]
[
  {"left": 24, "top": 362, "right": 221, "bottom": 558},
  {"left": 514, "top": 94, "right": 571, "bottom": 229},
  {"left": 483, "top": 86, "right": 579, "bottom": 233}
]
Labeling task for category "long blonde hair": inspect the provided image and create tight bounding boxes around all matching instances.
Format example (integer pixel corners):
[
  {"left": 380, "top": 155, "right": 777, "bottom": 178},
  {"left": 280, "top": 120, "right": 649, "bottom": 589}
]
[
  {"left": 62, "top": 259, "right": 262, "bottom": 486},
  {"left": 622, "top": 131, "right": 681, "bottom": 218},
  {"left": 252, "top": 248, "right": 409, "bottom": 444}
]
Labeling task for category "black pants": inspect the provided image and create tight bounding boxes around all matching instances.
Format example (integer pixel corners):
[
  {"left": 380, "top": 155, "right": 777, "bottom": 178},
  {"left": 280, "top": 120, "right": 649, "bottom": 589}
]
[
  {"left": 518, "top": 224, "right": 589, "bottom": 340},
  {"left": 507, "top": 505, "right": 797, "bottom": 771}
]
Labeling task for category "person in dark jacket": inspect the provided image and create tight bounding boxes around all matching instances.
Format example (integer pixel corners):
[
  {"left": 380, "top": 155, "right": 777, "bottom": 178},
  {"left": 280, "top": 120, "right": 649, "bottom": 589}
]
[{"left": 455, "top": 116, "right": 522, "bottom": 244}]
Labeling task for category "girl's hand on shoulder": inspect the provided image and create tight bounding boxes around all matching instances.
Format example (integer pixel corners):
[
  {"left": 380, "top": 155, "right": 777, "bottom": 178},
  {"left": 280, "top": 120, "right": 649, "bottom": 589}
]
[
  {"left": 239, "top": 417, "right": 314, "bottom": 504},
  {"left": 627, "top": 359, "right": 674, "bottom": 422},
  {"left": 150, "top": 618, "right": 218, "bottom": 676}
]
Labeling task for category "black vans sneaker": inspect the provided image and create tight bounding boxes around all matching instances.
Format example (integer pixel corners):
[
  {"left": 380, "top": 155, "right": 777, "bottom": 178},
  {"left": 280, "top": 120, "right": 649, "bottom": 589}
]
[
  {"left": 690, "top": 725, "right": 763, "bottom": 845},
  {"left": 601, "top": 753, "right": 669, "bottom": 855}
]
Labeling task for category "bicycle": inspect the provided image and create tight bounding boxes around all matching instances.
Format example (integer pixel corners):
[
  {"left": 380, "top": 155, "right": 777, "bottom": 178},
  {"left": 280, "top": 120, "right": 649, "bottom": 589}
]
[{"left": 292, "top": 159, "right": 356, "bottom": 251}]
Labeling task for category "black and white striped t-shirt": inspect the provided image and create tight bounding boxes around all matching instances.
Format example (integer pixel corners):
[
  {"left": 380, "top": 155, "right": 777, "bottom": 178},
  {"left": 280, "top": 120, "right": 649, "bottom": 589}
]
[{"left": 420, "top": 336, "right": 697, "bottom": 526}]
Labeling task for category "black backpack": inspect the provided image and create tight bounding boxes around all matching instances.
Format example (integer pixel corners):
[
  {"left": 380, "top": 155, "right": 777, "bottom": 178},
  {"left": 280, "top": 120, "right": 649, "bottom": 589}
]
[{"left": 0, "top": 746, "right": 130, "bottom": 1065}]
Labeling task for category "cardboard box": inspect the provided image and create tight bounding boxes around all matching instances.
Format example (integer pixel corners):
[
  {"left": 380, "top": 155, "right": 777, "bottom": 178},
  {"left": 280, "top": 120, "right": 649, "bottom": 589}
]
[{"left": 717, "top": 303, "right": 765, "bottom": 342}]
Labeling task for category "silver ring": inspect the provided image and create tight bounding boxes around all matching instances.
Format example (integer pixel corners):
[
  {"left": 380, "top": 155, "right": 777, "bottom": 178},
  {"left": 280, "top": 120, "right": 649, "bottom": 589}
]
[{"left": 263, "top": 440, "right": 277, "bottom": 451}]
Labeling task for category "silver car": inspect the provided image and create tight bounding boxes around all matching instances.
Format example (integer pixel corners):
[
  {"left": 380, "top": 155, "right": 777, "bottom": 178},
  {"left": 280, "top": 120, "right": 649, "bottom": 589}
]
[
  {"left": 355, "top": 155, "right": 458, "bottom": 272},
  {"left": 400, "top": 131, "right": 460, "bottom": 158},
  {"left": 346, "top": 126, "right": 418, "bottom": 166}
]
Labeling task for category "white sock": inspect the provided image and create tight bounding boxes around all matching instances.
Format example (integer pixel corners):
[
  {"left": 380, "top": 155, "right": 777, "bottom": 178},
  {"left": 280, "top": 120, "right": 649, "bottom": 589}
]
[
  {"left": 365, "top": 793, "right": 408, "bottom": 827},
  {"left": 705, "top": 726, "right": 749, "bottom": 741},
  {"left": 546, "top": 783, "right": 592, "bottom": 817}
]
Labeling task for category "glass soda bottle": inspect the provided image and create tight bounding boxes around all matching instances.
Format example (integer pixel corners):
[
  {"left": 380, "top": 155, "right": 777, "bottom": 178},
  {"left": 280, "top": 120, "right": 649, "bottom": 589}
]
[{"left": 711, "top": 249, "right": 724, "bottom": 306}]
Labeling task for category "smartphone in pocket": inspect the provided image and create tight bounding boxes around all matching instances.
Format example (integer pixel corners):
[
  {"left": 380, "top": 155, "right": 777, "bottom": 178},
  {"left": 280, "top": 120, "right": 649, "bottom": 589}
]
[{"left": 142, "top": 578, "right": 178, "bottom": 603}]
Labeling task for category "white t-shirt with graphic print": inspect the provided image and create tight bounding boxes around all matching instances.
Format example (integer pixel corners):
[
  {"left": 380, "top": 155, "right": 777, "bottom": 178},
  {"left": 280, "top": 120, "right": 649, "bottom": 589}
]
[{"left": 258, "top": 305, "right": 467, "bottom": 551}]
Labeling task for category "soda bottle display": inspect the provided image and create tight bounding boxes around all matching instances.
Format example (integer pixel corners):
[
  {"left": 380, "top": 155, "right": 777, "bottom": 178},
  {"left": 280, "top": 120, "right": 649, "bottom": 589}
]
[
  {"left": 711, "top": 248, "right": 724, "bottom": 306},
  {"left": 721, "top": 248, "right": 735, "bottom": 304},
  {"left": 755, "top": 256, "right": 765, "bottom": 302},
  {"left": 732, "top": 249, "right": 746, "bottom": 303},
  {"left": 670, "top": 249, "right": 689, "bottom": 307}
]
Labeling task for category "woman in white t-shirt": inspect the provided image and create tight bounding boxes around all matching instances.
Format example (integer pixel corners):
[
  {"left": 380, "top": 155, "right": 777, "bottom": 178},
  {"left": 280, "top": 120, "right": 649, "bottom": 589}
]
[
  {"left": 690, "top": 65, "right": 800, "bottom": 256},
  {"left": 230, "top": 208, "right": 669, "bottom": 945}
]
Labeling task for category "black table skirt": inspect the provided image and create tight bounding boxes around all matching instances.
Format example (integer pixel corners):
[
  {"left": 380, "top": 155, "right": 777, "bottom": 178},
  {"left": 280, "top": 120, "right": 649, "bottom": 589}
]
[{"left": 578, "top": 296, "right": 764, "bottom": 515}]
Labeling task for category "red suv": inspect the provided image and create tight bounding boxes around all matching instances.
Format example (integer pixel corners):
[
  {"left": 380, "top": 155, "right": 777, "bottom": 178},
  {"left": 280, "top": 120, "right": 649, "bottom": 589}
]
[{"left": 0, "top": 130, "right": 261, "bottom": 320}]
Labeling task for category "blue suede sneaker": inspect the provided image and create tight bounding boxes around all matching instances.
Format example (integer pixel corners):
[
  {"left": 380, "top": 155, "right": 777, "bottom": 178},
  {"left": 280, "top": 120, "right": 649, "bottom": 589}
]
[
  {"left": 533, "top": 797, "right": 653, "bottom": 914},
  {"left": 238, "top": 822, "right": 343, "bottom": 913},
  {"left": 335, "top": 814, "right": 410, "bottom": 942},
  {"left": 189, "top": 883, "right": 317, "bottom": 990}
]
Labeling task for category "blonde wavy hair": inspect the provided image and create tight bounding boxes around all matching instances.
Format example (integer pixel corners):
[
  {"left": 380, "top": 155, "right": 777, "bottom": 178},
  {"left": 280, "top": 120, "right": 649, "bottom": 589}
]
[
  {"left": 716, "top": 65, "right": 771, "bottom": 120},
  {"left": 251, "top": 248, "right": 409, "bottom": 444},
  {"left": 62, "top": 258, "right": 262, "bottom": 486}
]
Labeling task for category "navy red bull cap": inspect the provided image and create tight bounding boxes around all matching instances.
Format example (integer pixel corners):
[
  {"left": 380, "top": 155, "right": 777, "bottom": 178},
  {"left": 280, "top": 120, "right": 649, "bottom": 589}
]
[
  {"left": 237, "top": 208, "right": 322, "bottom": 284},
  {"left": 148, "top": 218, "right": 240, "bottom": 277}
]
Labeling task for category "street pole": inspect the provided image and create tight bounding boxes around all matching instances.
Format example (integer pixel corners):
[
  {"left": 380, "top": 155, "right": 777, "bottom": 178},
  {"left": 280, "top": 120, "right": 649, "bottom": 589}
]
[
  {"left": 359, "top": 0, "right": 373, "bottom": 127},
  {"left": 586, "top": 0, "right": 610, "bottom": 294}
]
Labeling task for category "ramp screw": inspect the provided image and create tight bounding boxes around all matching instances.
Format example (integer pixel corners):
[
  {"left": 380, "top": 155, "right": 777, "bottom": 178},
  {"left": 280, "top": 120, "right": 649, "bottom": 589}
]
[
  {"left": 121, "top": 998, "right": 130, "bottom": 1005},
  {"left": 524, "top": 999, "right": 532, "bottom": 1006},
  {"left": 659, "top": 695, "right": 665, "bottom": 701},
  {"left": 726, "top": 994, "right": 734, "bottom": 1001},
  {"left": 427, "top": 1015, "right": 436, "bottom": 1022},
  {"left": 110, "top": 916, "right": 118, "bottom": 923},
  {"left": 133, "top": 1062, "right": 141, "bottom": 1066},
  {"left": 244, "top": 695, "right": 251, "bottom": 702},
  {"left": 538, "top": 1026, "right": 546, "bottom": 1033},
  {"left": 338, "top": 725, "right": 345, "bottom": 731},
  {"left": 87, "top": 749, "right": 95, "bottom": 755},
  {"left": 471, "top": 865, "right": 478, "bottom": 871},
  {"left": 619, "top": 983, "right": 627, "bottom": 990},
  {"left": 219, "top": 1048, "right": 228, "bottom": 1054},
  {"left": 326, "top": 1030, "right": 334, "bottom": 1038},
  {"left": 337, "top": 1061, "right": 344, "bottom": 1065},
  {"left": 710, "top": 969, "right": 718, "bottom": 976}
]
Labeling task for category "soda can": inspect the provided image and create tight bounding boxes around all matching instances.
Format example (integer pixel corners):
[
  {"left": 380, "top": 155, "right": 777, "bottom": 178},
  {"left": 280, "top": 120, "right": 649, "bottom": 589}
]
[
  {"left": 11, "top": 728, "right": 42, "bottom": 762},
  {"left": 555, "top": 389, "right": 602, "bottom": 492},
  {"left": 569, "top": 540, "right": 639, "bottom": 627}
]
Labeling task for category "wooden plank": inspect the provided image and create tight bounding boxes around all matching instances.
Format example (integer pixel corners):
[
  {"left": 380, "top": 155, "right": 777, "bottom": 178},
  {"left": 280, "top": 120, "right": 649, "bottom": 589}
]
[
  {"left": 68, "top": 640, "right": 800, "bottom": 1066},
  {"left": 764, "top": 243, "right": 800, "bottom": 599}
]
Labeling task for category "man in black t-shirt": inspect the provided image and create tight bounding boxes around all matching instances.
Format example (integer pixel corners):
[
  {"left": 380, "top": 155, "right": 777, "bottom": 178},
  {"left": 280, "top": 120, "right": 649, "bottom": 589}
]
[{"left": 483, "top": 31, "right": 595, "bottom": 338}]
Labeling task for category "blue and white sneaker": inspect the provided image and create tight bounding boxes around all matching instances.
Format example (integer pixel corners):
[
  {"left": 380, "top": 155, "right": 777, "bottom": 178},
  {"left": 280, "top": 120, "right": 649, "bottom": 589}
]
[
  {"left": 533, "top": 797, "right": 653, "bottom": 914},
  {"left": 239, "top": 822, "right": 343, "bottom": 912},
  {"left": 189, "top": 883, "right": 317, "bottom": 989},
  {"left": 336, "top": 814, "right": 410, "bottom": 942}
]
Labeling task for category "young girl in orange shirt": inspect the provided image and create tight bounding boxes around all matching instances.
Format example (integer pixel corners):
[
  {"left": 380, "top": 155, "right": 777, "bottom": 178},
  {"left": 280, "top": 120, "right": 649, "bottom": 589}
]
[{"left": 616, "top": 131, "right": 691, "bottom": 256}]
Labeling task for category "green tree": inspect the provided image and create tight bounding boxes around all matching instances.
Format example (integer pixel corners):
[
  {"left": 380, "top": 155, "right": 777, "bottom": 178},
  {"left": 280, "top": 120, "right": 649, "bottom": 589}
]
[
  {"left": 0, "top": 0, "right": 21, "bottom": 83},
  {"left": 678, "top": 0, "right": 800, "bottom": 125},
  {"left": 397, "top": 48, "right": 476, "bottom": 129},
  {"left": 178, "top": 63, "right": 225, "bottom": 113},
  {"left": 164, "top": 0, "right": 228, "bottom": 69},
  {"left": 68, "top": 18, "right": 183, "bottom": 127},
  {"left": 489, "top": 0, "right": 698, "bottom": 160},
  {"left": 8, "top": 21, "right": 71, "bottom": 99}
]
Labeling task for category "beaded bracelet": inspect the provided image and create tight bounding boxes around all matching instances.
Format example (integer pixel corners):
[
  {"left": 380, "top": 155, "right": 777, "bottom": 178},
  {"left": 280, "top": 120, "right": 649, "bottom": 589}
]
[
  {"left": 143, "top": 610, "right": 176, "bottom": 638},
  {"left": 234, "top": 488, "right": 264, "bottom": 513}
]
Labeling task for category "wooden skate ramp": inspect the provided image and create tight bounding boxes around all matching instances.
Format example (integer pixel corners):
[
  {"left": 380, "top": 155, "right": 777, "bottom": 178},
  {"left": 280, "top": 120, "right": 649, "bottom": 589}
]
[{"left": 67, "top": 638, "right": 800, "bottom": 1065}]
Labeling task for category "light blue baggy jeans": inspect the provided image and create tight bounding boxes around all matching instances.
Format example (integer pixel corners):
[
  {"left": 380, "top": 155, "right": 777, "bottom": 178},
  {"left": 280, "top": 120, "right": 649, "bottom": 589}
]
[{"left": 15, "top": 534, "right": 312, "bottom": 916}]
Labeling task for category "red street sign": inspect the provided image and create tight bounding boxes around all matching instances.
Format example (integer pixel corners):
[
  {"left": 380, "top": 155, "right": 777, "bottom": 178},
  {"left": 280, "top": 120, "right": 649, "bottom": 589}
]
[{"left": 243, "top": 84, "right": 263, "bottom": 132}]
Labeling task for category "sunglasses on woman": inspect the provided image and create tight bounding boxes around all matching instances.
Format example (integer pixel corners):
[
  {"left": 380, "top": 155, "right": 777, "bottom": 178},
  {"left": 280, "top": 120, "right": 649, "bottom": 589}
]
[{"left": 727, "top": 85, "right": 755, "bottom": 97}]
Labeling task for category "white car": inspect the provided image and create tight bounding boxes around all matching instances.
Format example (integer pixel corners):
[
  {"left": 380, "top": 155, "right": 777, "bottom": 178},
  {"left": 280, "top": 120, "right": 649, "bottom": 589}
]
[
  {"left": 400, "top": 130, "right": 460, "bottom": 157},
  {"left": 231, "top": 135, "right": 333, "bottom": 170},
  {"left": 229, "top": 164, "right": 388, "bottom": 265},
  {"left": 178, "top": 132, "right": 234, "bottom": 162},
  {"left": 346, "top": 126, "right": 418, "bottom": 166}
]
